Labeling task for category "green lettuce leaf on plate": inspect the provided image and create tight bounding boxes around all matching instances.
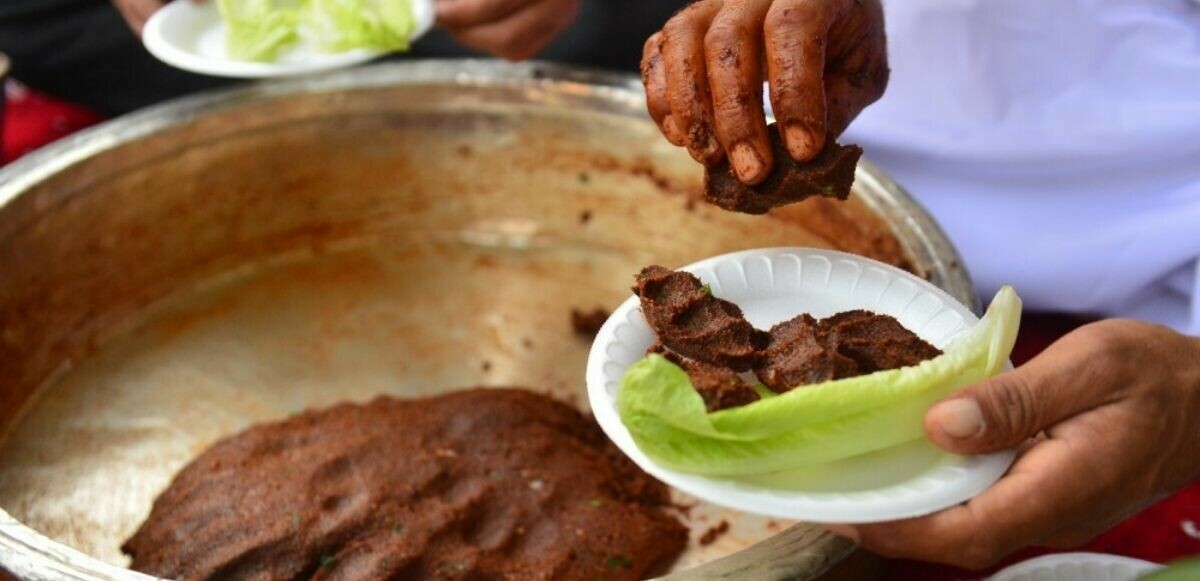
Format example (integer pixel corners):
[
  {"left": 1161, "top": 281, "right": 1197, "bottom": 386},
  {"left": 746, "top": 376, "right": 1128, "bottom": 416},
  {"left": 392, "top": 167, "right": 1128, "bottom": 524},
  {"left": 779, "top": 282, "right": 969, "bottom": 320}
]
[
  {"left": 1141, "top": 557, "right": 1200, "bottom": 580},
  {"left": 306, "top": 0, "right": 416, "bottom": 53},
  {"left": 219, "top": 0, "right": 300, "bottom": 61},
  {"left": 617, "top": 286, "right": 1022, "bottom": 476},
  {"left": 217, "top": 0, "right": 415, "bottom": 61}
]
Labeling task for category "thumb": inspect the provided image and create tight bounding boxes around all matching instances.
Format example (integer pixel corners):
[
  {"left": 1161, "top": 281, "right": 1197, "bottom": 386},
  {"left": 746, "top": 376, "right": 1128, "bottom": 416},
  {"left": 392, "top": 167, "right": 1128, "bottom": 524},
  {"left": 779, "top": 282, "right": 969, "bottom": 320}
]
[{"left": 923, "top": 346, "right": 1098, "bottom": 454}]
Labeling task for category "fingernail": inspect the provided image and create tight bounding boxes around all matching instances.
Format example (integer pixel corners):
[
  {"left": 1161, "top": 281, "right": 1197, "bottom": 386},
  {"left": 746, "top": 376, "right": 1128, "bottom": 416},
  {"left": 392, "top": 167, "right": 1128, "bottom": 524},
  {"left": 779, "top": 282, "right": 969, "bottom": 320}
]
[
  {"left": 730, "top": 142, "right": 765, "bottom": 183},
  {"left": 662, "top": 116, "right": 687, "bottom": 146},
  {"left": 699, "top": 133, "right": 722, "bottom": 162},
  {"left": 931, "top": 398, "right": 985, "bottom": 439},
  {"left": 823, "top": 524, "right": 860, "bottom": 543},
  {"left": 687, "top": 132, "right": 722, "bottom": 165},
  {"left": 784, "top": 123, "right": 818, "bottom": 161}
]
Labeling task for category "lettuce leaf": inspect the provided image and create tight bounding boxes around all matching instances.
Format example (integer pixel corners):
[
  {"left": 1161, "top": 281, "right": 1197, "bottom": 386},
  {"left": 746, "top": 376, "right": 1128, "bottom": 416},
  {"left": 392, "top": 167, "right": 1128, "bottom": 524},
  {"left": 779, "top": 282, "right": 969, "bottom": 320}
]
[
  {"left": 1142, "top": 557, "right": 1200, "bottom": 581},
  {"left": 617, "top": 286, "right": 1022, "bottom": 476},
  {"left": 217, "top": 0, "right": 415, "bottom": 61},
  {"left": 219, "top": 0, "right": 300, "bottom": 61},
  {"left": 306, "top": 0, "right": 416, "bottom": 53}
]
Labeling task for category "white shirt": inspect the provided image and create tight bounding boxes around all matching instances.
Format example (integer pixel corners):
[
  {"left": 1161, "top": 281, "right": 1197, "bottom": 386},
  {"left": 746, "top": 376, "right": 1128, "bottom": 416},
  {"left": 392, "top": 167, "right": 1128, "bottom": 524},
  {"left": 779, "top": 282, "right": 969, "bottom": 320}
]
[{"left": 840, "top": 0, "right": 1200, "bottom": 334}]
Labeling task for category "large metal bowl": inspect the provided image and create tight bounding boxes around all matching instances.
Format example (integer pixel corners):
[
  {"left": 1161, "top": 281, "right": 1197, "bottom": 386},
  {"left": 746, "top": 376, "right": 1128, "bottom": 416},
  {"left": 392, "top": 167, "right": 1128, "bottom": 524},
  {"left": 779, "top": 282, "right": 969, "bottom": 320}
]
[{"left": 0, "top": 60, "right": 972, "bottom": 580}]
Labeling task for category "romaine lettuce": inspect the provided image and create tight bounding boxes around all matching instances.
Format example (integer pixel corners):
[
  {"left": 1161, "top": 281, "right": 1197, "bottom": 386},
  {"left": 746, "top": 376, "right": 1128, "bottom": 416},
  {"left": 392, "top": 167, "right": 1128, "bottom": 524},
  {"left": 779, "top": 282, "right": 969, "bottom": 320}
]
[
  {"left": 617, "top": 286, "right": 1022, "bottom": 476},
  {"left": 306, "top": 0, "right": 416, "bottom": 53},
  {"left": 219, "top": 0, "right": 300, "bottom": 61},
  {"left": 216, "top": 0, "right": 415, "bottom": 61}
]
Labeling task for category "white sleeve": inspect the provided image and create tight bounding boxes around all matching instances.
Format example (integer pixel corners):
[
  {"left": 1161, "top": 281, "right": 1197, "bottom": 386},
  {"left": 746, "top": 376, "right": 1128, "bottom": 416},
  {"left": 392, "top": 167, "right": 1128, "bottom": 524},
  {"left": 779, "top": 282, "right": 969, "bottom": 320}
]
[{"left": 831, "top": 0, "right": 1200, "bottom": 335}]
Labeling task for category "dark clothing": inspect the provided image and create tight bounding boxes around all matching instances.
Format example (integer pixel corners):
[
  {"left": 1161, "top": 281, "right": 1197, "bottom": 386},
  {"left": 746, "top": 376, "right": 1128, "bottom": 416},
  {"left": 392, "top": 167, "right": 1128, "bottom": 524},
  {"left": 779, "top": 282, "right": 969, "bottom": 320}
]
[
  {"left": 0, "top": 0, "right": 687, "bottom": 116},
  {"left": 0, "top": 1, "right": 236, "bottom": 115},
  {"left": 0, "top": 0, "right": 90, "bottom": 19}
]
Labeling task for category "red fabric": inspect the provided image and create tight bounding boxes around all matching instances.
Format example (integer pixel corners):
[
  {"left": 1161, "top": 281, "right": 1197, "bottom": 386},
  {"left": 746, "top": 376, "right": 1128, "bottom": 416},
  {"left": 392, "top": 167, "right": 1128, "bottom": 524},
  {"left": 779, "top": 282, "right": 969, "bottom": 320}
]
[
  {"left": 3, "top": 86, "right": 1199, "bottom": 578},
  {"left": 2, "top": 82, "right": 103, "bottom": 165}
]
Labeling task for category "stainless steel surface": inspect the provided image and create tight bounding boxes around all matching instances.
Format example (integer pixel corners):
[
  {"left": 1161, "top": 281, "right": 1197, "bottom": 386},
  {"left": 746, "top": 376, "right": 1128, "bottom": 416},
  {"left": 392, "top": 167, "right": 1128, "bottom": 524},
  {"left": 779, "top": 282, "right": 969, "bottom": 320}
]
[{"left": 0, "top": 60, "right": 971, "bottom": 580}]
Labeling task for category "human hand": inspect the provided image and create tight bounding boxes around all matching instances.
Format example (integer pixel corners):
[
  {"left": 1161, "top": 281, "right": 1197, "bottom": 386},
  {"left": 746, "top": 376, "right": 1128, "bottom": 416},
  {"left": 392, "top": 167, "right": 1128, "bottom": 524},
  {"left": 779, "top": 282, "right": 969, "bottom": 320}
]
[
  {"left": 641, "top": 0, "right": 887, "bottom": 184},
  {"left": 112, "top": 0, "right": 166, "bottom": 35},
  {"left": 823, "top": 319, "right": 1200, "bottom": 569},
  {"left": 436, "top": 0, "right": 582, "bottom": 61}
]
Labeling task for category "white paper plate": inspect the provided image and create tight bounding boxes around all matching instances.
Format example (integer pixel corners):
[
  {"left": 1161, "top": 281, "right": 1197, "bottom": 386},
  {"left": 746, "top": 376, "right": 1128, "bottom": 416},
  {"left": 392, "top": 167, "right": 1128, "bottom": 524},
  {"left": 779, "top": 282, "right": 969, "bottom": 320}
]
[
  {"left": 989, "top": 553, "right": 1163, "bottom": 581},
  {"left": 586, "top": 247, "right": 1016, "bottom": 523},
  {"left": 143, "top": 0, "right": 434, "bottom": 78}
]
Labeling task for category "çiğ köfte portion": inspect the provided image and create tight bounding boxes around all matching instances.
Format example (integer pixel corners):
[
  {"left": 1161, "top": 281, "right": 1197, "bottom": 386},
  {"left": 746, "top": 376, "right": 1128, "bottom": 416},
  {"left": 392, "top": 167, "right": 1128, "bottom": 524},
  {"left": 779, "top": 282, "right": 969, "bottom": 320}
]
[
  {"left": 632, "top": 266, "right": 769, "bottom": 372},
  {"left": 633, "top": 266, "right": 940, "bottom": 410},
  {"left": 704, "top": 124, "right": 862, "bottom": 215},
  {"left": 648, "top": 343, "right": 761, "bottom": 412},
  {"left": 124, "top": 389, "right": 687, "bottom": 581},
  {"left": 755, "top": 310, "right": 942, "bottom": 393}
]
